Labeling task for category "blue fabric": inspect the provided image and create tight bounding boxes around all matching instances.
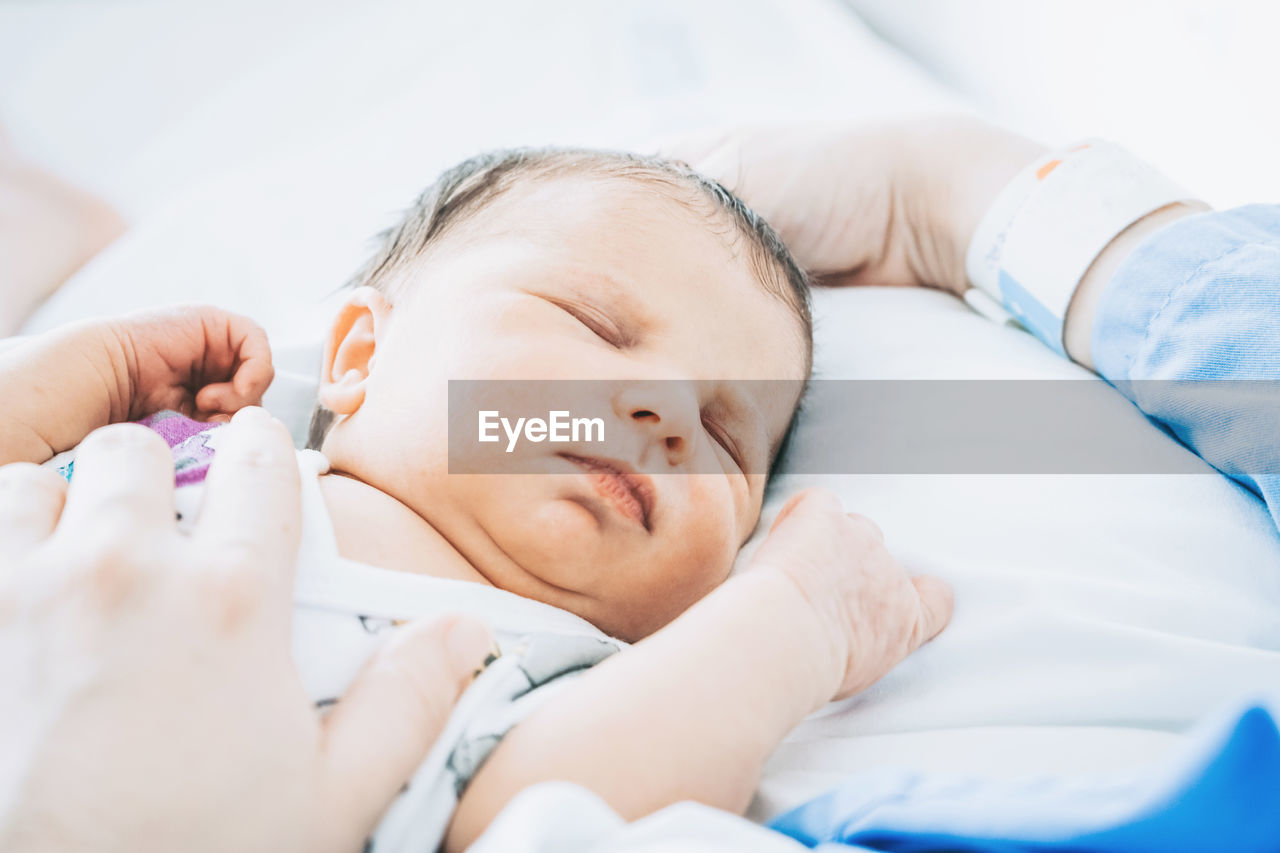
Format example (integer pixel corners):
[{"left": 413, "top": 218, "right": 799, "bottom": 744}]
[
  {"left": 1091, "top": 204, "right": 1280, "bottom": 531},
  {"left": 769, "top": 699, "right": 1280, "bottom": 852}
]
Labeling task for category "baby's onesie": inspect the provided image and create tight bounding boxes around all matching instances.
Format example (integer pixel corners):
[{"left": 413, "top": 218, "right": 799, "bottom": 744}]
[{"left": 47, "top": 411, "right": 624, "bottom": 851}]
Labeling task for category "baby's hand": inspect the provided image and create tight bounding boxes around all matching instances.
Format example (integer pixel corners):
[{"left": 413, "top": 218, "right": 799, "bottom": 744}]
[
  {"left": 748, "top": 488, "right": 953, "bottom": 703},
  {"left": 105, "top": 305, "right": 273, "bottom": 422}
]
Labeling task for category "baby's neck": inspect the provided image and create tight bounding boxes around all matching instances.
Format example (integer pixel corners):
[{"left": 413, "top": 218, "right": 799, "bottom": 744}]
[{"left": 316, "top": 472, "right": 493, "bottom": 585}]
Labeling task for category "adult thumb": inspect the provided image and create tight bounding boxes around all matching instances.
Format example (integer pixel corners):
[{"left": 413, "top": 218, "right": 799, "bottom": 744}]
[{"left": 319, "top": 615, "right": 493, "bottom": 829}]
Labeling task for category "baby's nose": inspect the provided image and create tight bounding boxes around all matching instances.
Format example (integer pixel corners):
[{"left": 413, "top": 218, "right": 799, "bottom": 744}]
[{"left": 613, "top": 383, "right": 698, "bottom": 467}]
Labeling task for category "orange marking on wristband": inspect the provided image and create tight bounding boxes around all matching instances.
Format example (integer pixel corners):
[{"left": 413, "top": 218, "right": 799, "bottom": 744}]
[{"left": 1036, "top": 159, "right": 1063, "bottom": 180}]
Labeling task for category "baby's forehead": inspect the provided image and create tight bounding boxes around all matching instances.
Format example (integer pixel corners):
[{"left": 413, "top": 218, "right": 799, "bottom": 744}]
[
  {"left": 450, "top": 174, "right": 805, "bottom": 322},
  {"left": 453, "top": 189, "right": 808, "bottom": 460},
  {"left": 455, "top": 171, "right": 724, "bottom": 243}
]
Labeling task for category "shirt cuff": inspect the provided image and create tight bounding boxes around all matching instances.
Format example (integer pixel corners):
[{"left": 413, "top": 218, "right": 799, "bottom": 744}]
[
  {"left": 964, "top": 140, "right": 1193, "bottom": 355},
  {"left": 1091, "top": 204, "right": 1280, "bottom": 383}
]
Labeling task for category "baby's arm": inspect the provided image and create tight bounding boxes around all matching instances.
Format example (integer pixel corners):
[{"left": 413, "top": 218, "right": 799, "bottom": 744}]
[
  {"left": 0, "top": 306, "right": 272, "bottom": 464},
  {"left": 445, "top": 489, "right": 953, "bottom": 851}
]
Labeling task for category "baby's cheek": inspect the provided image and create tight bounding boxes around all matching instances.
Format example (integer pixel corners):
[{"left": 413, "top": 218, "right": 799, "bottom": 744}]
[
  {"left": 686, "top": 472, "right": 744, "bottom": 537},
  {"left": 662, "top": 476, "right": 739, "bottom": 582}
]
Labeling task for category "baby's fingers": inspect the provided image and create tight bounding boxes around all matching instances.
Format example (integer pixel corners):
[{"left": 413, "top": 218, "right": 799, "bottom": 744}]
[
  {"left": 768, "top": 487, "right": 841, "bottom": 533},
  {"left": 194, "top": 376, "right": 268, "bottom": 417},
  {"left": 228, "top": 319, "right": 274, "bottom": 399},
  {"left": 909, "top": 574, "right": 954, "bottom": 647},
  {"left": 192, "top": 310, "right": 274, "bottom": 416}
]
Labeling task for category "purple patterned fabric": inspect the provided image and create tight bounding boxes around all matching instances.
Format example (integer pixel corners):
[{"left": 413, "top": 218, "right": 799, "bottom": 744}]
[{"left": 137, "top": 410, "right": 223, "bottom": 487}]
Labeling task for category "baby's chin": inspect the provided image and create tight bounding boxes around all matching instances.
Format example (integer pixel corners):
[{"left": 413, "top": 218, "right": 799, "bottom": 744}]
[
  {"left": 478, "top": 492, "right": 621, "bottom": 589},
  {"left": 466, "top": 482, "right": 734, "bottom": 639}
]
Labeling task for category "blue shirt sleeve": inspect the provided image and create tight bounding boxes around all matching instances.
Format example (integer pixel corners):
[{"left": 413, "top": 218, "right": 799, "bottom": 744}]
[{"left": 1091, "top": 204, "right": 1280, "bottom": 530}]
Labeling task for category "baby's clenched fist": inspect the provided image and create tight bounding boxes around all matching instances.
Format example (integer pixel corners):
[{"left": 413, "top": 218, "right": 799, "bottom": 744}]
[{"left": 102, "top": 304, "right": 274, "bottom": 422}]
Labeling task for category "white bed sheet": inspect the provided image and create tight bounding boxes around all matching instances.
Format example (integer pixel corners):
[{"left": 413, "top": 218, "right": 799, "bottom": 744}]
[{"left": 5, "top": 0, "right": 1279, "bottom": 843}]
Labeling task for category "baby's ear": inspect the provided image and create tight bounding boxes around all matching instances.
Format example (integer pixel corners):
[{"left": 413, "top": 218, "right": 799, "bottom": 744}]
[{"left": 317, "top": 286, "right": 392, "bottom": 415}]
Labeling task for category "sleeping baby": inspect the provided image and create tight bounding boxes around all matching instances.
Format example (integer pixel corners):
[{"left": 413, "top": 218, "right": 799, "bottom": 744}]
[{"left": 0, "top": 148, "right": 951, "bottom": 851}]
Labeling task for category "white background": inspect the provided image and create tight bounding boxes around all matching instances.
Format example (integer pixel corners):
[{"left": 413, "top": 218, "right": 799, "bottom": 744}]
[{"left": 4, "top": 0, "right": 1277, "bottom": 219}]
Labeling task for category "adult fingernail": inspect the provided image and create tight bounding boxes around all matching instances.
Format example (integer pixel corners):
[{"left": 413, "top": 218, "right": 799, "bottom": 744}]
[{"left": 445, "top": 617, "right": 495, "bottom": 681}]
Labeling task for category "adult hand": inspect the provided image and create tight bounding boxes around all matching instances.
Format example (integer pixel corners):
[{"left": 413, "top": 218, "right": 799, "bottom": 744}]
[
  {"left": 666, "top": 116, "right": 1046, "bottom": 295},
  {"left": 0, "top": 408, "right": 492, "bottom": 853}
]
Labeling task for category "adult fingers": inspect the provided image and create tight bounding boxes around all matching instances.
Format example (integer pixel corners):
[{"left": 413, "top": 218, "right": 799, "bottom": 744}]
[
  {"left": 57, "top": 424, "right": 175, "bottom": 535},
  {"left": 320, "top": 615, "right": 493, "bottom": 829},
  {"left": 193, "top": 407, "right": 300, "bottom": 599},
  {"left": 0, "top": 463, "right": 67, "bottom": 557},
  {"left": 910, "top": 575, "right": 955, "bottom": 647}
]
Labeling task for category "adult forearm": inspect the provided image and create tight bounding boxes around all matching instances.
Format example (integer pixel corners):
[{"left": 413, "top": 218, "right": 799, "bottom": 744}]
[{"left": 444, "top": 569, "right": 834, "bottom": 852}]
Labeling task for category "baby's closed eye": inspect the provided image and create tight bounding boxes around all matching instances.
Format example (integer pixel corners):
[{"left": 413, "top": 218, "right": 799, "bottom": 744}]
[{"left": 545, "top": 296, "right": 633, "bottom": 348}]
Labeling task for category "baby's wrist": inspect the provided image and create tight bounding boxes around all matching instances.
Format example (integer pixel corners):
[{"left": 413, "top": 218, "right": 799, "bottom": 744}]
[
  {"left": 62, "top": 320, "right": 134, "bottom": 420},
  {"left": 0, "top": 320, "right": 130, "bottom": 463},
  {"left": 36, "top": 321, "right": 130, "bottom": 418},
  {"left": 735, "top": 568, "right": 846, "bottom": 712}
]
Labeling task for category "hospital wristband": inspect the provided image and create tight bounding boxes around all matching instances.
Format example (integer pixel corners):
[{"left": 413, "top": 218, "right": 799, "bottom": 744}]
[{"left": 964, "top": 139, "right": 1197, "bottom": 356}]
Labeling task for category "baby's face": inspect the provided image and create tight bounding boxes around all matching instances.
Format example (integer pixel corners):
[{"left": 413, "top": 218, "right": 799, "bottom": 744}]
[{"left": 322, "top": 177, "right": 807, "bottom": 640}]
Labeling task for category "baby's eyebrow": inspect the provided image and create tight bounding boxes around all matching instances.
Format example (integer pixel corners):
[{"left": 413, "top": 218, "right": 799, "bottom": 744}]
[
  {"left": 559, "top": 269, "right": 650, "bottom": 316},
  {"left": 548, "top": 269, "right": 657, "bottom": 349}
]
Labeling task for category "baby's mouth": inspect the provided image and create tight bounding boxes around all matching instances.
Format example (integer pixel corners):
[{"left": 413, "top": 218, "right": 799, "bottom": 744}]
[{"left": 559, "top": 453, "right": 655, "bottom": 532}]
